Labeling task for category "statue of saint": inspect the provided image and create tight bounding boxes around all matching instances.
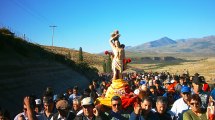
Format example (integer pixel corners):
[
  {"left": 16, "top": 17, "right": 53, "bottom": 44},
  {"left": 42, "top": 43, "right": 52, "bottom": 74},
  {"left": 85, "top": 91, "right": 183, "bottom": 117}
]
[{"left": 109, "top": 30, "right": 125, "bottom": 80}]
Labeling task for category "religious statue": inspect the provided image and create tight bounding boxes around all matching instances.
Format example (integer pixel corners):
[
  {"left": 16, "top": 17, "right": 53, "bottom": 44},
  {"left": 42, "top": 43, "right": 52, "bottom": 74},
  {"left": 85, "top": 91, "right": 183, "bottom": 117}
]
[{"left": 109, "top": 30, "right": 125, "bottom": 80}]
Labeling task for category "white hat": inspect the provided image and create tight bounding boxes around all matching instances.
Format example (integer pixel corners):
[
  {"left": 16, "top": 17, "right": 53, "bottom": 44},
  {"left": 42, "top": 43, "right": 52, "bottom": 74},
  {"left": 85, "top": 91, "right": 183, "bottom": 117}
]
[
  {"left": 171, "top": 79, "right": 175, "bottom": 83},
  {"left": 35, "top": 99, "right": 42, "bottom": 105},
  {"left": 81, "top": 97, "right": 94, "bottom": 106},
  {"left": 134, "top": 89, "right": 140, "bottom": 95}
]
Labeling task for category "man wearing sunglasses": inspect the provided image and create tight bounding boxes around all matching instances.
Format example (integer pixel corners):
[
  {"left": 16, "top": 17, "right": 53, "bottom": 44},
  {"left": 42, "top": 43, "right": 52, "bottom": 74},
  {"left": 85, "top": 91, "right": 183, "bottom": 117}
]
[
  {"left": 183, "top": 94, "right": 207, "bottom": 120},
  {"left": 105, "top": 96, "right": 129, "bottom": 120},
  {"left": 170, "top": 86, "right": 191, "bottom": 120}
]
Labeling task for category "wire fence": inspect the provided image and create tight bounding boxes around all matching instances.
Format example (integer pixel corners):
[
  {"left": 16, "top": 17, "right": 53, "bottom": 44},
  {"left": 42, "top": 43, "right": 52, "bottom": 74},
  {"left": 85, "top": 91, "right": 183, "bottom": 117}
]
[{"left": 0, "top": 23, "right": 39, "bottom": 45}]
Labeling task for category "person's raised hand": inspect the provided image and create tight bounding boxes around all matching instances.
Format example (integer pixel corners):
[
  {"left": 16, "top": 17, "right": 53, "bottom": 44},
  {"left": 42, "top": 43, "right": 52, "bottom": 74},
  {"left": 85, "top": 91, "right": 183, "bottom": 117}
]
[
  {"left": 24, "top": 96, "right": 31, "bottom": 108},
  {"left": 93, "top": 108, "right": 99, "bottom": 116},
  {"left": 134, "top": 103, "right": 141, "bottom": 115}
]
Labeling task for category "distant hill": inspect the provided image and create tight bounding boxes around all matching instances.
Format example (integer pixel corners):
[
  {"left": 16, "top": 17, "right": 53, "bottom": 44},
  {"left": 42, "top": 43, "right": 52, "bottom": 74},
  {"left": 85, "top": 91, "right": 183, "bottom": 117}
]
[
  {"left": 129, "top": 37, "right": 176, "bottom": 50},
  {"left": 127, "top": 35, "right": 215, "bottom": 55}
]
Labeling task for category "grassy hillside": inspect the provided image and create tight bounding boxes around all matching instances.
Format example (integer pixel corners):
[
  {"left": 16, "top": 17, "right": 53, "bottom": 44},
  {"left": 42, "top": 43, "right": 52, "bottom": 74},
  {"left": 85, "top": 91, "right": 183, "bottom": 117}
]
[
  {"left": 0, "top": 28, "right": 99, "bottom": 79},
  {"left": 42, "top": 46, "right": 105, "bottom": 72},
  {"left": 0, "top": 28, "right": 99, "bottom": 117}
]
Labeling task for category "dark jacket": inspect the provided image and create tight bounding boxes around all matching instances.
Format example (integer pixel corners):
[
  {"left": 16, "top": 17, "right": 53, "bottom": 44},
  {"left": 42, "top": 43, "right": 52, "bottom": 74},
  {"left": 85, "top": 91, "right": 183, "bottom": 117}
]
[
  {"left": 154, "top": 112, "right": 172, "bottom": 120},
  {"left": 105, "top": 111, "right": 130, "bottom": 120},
  {"left": 129, "top": 111, "right": 159, "bottom": 120}
]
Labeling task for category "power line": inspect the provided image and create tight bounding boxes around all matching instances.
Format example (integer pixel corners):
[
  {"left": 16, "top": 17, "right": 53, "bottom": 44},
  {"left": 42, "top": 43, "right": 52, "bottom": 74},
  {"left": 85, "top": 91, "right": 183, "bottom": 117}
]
[
  {"left": 18, "top": 0, "right": 53, "bottom": 25},
  {"left": 9, "top": 0, "right": 52, "bottom": 25}
]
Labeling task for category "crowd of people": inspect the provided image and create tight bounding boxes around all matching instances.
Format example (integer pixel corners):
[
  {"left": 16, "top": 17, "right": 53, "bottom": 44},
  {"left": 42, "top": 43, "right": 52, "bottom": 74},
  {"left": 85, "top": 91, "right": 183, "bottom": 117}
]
[{"left": 0, "top": 71, "right": 215, "bottom": 120}]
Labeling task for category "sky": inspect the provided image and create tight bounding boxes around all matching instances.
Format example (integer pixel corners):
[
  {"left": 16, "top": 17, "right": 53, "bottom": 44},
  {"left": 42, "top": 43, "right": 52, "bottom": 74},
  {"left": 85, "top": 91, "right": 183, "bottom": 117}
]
[{"left": 0, "top": 0, "right": 215, "bottom": 53}]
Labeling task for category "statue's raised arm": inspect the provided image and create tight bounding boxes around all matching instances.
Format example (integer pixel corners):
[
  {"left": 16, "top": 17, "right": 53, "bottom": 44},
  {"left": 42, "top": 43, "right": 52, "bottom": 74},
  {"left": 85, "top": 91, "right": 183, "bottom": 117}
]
[
  {"left": 109, "top": 30, "right": 125, "bottom": 80},
  {"left": 109, "top": 30, "right": 120, "bottom": 49}
]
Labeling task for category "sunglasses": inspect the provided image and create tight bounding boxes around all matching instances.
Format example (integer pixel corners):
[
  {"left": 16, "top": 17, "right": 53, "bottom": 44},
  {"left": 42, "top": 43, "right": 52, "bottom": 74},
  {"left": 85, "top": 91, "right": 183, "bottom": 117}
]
[{"left": 112, "top": 103, "right": 121, "bottom": 107}]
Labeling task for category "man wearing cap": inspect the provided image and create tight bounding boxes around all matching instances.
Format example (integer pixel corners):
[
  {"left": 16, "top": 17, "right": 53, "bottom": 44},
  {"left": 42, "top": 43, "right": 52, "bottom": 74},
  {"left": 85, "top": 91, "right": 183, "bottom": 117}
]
[
  {"left": 192, "top": 76, "right": 209, "bottom": 109},
  {"left": 74, "top": 97, "right": 103, "bottom": 120},
  {"left": 170, "top": 86, "right": 191, "bottom": 120}
]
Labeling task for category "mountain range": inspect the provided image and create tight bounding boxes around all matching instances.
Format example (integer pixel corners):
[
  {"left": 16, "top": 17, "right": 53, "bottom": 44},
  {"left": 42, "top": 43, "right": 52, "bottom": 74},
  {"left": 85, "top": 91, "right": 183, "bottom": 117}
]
[{"left": 127, "top": 35, "right": 215, "bottom": 55}]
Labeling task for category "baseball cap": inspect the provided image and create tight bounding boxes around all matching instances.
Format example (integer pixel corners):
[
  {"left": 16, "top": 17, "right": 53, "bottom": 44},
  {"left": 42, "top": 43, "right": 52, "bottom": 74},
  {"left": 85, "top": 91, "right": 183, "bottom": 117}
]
[
  {"left": 140, "top": 80, "right": 146, "bottom": 85},
  {"left": 81, "top": 97, "right": 94, "bottom": 106},
  {"left": 181, "top": 86, "right": 191, "bottom": 93}
]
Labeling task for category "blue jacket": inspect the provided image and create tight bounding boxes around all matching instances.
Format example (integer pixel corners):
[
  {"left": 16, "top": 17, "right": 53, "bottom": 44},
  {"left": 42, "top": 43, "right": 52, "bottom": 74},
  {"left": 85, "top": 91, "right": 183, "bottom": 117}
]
[{"left": 129, "top": 112, "right": 145, "bottom": 120}]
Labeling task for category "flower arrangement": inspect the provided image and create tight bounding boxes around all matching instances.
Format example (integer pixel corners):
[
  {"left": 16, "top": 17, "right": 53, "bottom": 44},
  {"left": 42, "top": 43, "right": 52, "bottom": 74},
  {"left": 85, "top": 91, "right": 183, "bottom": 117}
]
[
  {"left": 123, "top": 58, "right": 132, "bottom": 64},
  {"left": 104, "top": 51, "right": 113, "bottom": 55}
]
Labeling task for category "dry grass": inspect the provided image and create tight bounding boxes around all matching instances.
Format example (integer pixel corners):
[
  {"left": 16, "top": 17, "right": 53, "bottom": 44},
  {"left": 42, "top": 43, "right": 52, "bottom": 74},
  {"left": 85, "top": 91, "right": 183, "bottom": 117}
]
[
  {"left": 130, "top": 57, "right": 215, "bottom": 83},
  {"left": 42, "top": 46, "right": 105, "bottom": 71}
]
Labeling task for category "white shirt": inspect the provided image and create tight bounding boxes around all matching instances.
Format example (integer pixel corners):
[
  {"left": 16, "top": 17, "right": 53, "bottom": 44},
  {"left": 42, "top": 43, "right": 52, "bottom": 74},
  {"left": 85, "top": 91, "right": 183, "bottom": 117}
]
[
  {"left": 14, "top": 112, "right": 28, "bottom": 120},
  {"left": 14, "top": 112, "right": 46, "bottom": 120},
  {"left": 170, "top": 98, "right": 190, "bottom": 120}
]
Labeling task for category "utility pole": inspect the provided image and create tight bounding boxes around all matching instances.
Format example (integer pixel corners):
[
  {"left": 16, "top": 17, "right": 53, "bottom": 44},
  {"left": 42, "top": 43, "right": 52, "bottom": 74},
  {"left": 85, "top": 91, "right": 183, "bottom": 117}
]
[{"left": 49, "top": 25, "right": 57, "bottom": 47}]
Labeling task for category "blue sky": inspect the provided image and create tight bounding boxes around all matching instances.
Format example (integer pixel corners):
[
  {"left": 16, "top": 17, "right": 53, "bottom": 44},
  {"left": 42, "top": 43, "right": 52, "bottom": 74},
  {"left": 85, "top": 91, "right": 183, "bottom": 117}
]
[{"left": 0, "top": 0, "right": 215, "bottom": 53}]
